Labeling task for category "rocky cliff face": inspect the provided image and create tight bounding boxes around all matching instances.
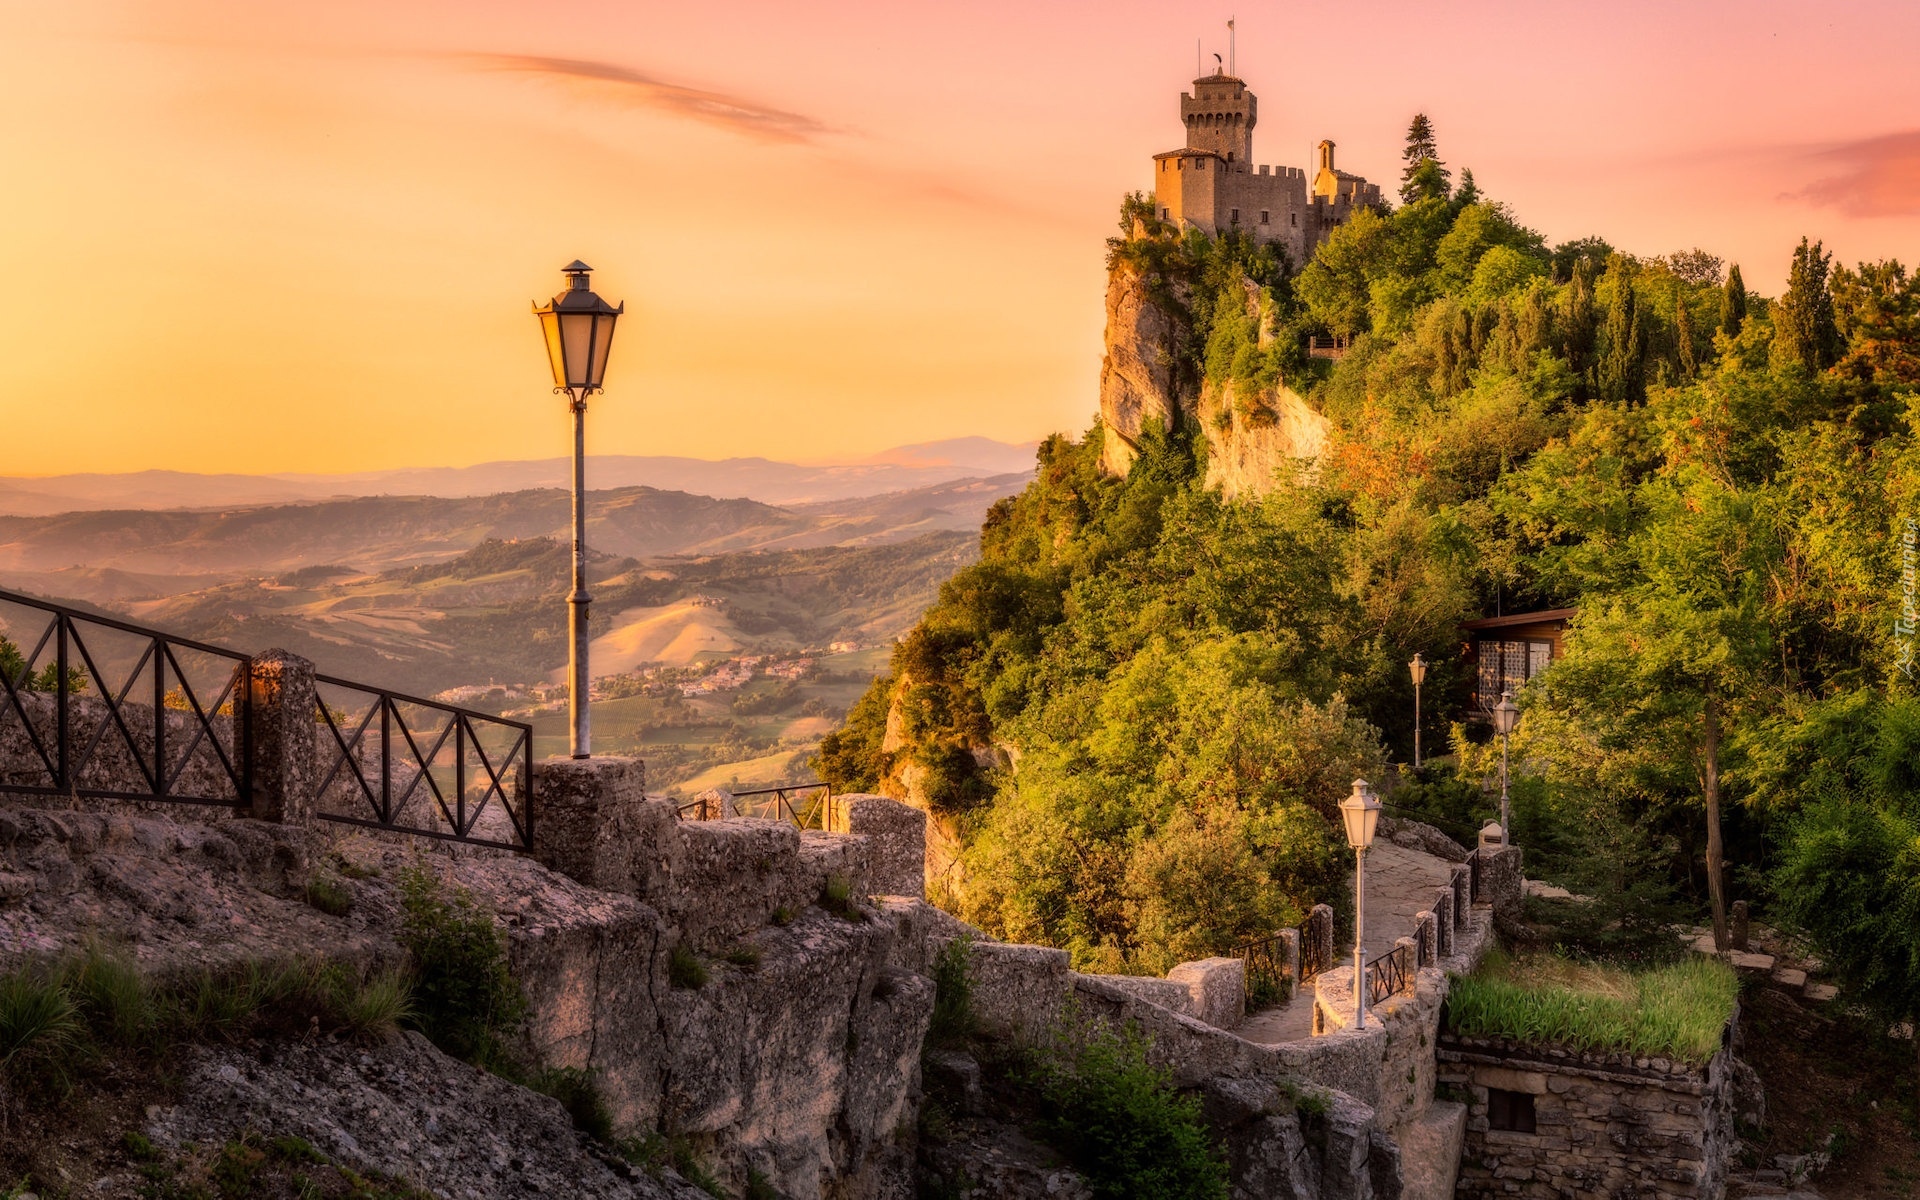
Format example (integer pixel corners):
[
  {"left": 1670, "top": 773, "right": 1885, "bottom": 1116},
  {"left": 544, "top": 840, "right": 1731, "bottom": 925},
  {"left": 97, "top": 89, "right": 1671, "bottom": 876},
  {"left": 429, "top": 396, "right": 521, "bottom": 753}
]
[{"left": 1097, "top": 258, "right": 1329, "bottom": 499}]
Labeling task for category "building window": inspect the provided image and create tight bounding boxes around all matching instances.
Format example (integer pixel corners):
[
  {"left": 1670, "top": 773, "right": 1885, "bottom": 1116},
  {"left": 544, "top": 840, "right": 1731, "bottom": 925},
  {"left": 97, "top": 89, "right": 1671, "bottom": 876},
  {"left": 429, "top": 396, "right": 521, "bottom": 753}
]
[
  {"left": 1474, "top": 639, "right": 1552, "bottom": 712},
  {"left": 1487, "top": 1089, "right": 1536, "bottom": 1134},
  {"left": 1229, "top": 208, "right": 1239, "bottom": 224},
  {"left": 1161, "top": 207, "right": 1170, "bottom": 220},
  {"left": 1260, "top": 210, "right": 1270, "bottom": 224},
  {"left": 1290, "top": 212, "right": 1297, "bottom": 227}
]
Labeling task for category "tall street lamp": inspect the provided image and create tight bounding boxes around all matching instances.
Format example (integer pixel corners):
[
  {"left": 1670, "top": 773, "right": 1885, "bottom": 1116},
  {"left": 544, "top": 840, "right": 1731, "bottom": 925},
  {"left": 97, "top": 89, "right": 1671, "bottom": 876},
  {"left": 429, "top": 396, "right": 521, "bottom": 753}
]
[
  {"left": 1492, "top": 690, "right": 1520, "bottom": 842},
  {"left": 534, "top": 260, "right": 624, "bottom": 759},
  {"left": 1408, "top": 653, "right": 1427, "bottom": 769},
  {"left": 1339, "top": 778, "right": 1381, "bottom": 1030}
]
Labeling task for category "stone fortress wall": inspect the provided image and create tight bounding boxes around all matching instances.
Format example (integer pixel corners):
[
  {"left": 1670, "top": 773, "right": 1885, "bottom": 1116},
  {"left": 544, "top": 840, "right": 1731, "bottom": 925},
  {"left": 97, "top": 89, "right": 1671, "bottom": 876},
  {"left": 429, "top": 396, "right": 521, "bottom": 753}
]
[{"left": 1151, "top": 70, "right": 1385, "bottom": 266}]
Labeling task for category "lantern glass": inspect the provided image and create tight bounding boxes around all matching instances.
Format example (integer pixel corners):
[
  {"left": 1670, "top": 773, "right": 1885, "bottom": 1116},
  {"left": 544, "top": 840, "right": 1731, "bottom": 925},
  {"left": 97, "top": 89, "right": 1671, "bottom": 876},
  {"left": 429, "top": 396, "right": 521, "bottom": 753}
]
[
  {"left": 588, "top": 311, "right": 618, "bottom": 388},
  {"left": 1339, "top": 779, "right": 1380, "bottom": 850},
  {"left": 537, "top": 309, "right": 567, "bottom": 390},
  {"left": 1493, "top": 691, "right": 1520, "bottom": 736},
  {"left": 1409, "top": 653, "right": 1426, "bottom": 686}
]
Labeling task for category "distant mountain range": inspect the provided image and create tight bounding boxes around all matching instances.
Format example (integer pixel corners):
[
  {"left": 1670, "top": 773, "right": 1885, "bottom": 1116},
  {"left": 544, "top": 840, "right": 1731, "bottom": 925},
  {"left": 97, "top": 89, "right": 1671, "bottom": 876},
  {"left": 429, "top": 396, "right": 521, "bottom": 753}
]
[{"left": 0, "top": 438, "right": 1040, "bottom": 516}]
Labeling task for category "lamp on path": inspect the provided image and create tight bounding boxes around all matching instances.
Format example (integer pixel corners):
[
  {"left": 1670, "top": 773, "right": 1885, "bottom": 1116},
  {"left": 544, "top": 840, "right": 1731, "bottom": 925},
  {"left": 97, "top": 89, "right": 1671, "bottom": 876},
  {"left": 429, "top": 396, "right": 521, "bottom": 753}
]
[
  {"left": 1339, "top": 778, "right": 1381, "bottom": 1030},
  {"left": 534, "top": 260, "right": 624, "bottom": 759},
  {"left": 1408, "top": 653, "right": 1427, "bottom": 769},
  {"left": 1492, "top": 690, "right": 1520, "bottom": 842}
]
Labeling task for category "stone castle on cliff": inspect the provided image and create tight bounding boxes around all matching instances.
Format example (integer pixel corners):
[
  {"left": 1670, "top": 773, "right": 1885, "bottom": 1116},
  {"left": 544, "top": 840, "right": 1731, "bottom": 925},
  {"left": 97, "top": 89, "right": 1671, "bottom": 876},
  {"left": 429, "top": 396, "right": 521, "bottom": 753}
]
[{"left": 1151, "top": 69, "right": 1382, "bottom": 263}]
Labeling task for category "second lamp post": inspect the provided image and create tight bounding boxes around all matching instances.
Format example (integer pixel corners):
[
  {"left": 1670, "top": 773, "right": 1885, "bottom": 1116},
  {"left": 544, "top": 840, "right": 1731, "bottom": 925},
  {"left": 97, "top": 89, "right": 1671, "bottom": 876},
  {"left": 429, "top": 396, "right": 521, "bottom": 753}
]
[
  {"left": 1492, "top": 690, "right": 1520, "bottom": 841},
  {"left": 534, "top": 260, "right": 624, "bottom": 759}
]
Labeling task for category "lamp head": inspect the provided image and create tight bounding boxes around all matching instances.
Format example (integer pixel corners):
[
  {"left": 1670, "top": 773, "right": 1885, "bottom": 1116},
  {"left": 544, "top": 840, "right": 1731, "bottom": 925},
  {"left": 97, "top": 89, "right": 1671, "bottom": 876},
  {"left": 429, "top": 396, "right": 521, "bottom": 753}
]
[
  {"left": 533, "top": 260, "right": 624, "bottom": 392},
  {"left": 1493, "top": 690, "right": 1520, "bottom": 736},
  {"left": 1409, "top": 652, "right": 1426, "bottom": 686},
  {"left": 1339, "top": 778, "right": 1381, "bottom": 850}
]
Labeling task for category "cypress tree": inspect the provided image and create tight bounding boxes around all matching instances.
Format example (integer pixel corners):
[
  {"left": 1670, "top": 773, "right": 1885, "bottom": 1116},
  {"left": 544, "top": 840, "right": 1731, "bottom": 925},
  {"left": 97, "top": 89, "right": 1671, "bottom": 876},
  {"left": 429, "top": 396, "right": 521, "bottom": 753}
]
[
  {"left": 1601, "top": 261, "right": 1645, "bottom": 405},
  {"left": 1676, "top": 299, "right": 1699, "bottom": 379},
  {"left": 1773, "top": 237, "right": 1840, "bottom": 372},
  {"left": 1519, "top": 283, "right": 1553, "bottom": 361},
  {"left": 1719, "top": 264, "right": 1747, "bottom": 337},
  {"left": 1563, "top": 259, "right": 1598, "bottom": 393}
]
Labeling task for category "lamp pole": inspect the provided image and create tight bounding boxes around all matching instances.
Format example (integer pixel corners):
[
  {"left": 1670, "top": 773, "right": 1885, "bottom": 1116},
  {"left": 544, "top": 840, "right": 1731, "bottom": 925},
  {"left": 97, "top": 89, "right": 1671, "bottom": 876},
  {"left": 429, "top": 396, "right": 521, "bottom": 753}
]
[
  {"left": 534, "top": 260, "right": 624, "bottom": 759},
  {"left": 1409, "top": 653, "right": 1427, "bottom": 770},
  {"left": 1338, "top": 779, "right": 1381, "bottom": 1030},
  {"left": 1493, "top": 690, "right": 1520, "bottom": 842}
]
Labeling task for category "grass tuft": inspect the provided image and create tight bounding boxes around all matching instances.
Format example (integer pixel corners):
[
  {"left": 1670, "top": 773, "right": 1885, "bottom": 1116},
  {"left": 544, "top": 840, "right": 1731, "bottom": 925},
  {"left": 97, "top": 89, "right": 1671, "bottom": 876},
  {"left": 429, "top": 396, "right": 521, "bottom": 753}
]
[
  {"left": 304, "top": 874, "right": 355, "bottom": 918},
  {"left": 722, "top": 944, "right": 762, "bottom": 970},
  {"left": 668, "top": 944, "right": 709, "bottom": 990},
  {"left": 1445, "top": 950, "right": 1739, "bottom": 1064},
  {"left": 0, "top": 963, "right": 85, "bottom": 1079},
  {"left": 821, "top": 873, "right": 860, "bottom": 921},
  {"left": 531, "top": 1065, "right": 614, "bottom": 1142}
]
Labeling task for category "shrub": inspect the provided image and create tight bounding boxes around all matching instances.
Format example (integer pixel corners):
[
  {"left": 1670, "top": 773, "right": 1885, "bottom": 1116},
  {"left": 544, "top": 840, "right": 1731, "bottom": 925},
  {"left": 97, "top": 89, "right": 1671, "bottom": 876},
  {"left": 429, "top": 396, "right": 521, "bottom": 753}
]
[
  {"left": 0, "top": 964, "right": 84, "bottom": 1080},
  {"left": 1027, "top": 1018, "right": 1229, "bottom": 1200},
  {"left": 397, "top": 866, "right": 526, "bottom": 1066},
  {"left": 927, "top": 936, "right": 975, "bottom": 1047},
  {"left": 668, "top": 944, "right": 709, "bottom": 990},
  {"left": 532, "top": 1066, "right": 614, "bottom": 1142}
]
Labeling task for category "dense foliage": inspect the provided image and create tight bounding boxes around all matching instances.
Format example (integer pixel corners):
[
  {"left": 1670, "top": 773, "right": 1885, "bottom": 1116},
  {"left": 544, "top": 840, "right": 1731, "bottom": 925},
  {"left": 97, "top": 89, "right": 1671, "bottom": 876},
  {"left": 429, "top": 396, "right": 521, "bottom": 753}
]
[{"left": 819, "top": 114, "right": 1920, "bottom": 993}]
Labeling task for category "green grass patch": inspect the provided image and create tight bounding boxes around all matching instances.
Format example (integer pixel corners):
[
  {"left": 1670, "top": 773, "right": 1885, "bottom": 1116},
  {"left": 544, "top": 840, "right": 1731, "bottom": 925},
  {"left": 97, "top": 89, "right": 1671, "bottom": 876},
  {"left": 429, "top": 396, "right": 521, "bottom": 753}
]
[
  {"left": 397, "top": 866, "right": 526, "bottom": 1067},
  {"left": 927, "top": 936, "right": 976, "bottom": 1047},
  {"left": 668, "top": 944, "right": 710, "bottom": 990},
  {"left": 1445, "top": 951, "right": 1739, "bottom": 1063},
  {"left": 304, "top": 874, "right": 355, "bottom": 917},
  {"left": 821, "top": 873, "right": 859, "bottom": 921}
]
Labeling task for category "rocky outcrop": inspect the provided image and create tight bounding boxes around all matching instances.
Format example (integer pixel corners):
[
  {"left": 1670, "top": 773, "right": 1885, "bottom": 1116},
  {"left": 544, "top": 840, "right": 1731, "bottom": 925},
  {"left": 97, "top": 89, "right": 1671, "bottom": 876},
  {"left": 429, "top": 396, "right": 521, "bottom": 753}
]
[
  {"left": 1097, "top": 261, "right": 1190, "bottom": 477},
  {"left": 1097, "top": 256, "right": 1329, "bottom": 498},
  {"left": 149, "top": 1031, "right": 712, "bottom": 1200}
]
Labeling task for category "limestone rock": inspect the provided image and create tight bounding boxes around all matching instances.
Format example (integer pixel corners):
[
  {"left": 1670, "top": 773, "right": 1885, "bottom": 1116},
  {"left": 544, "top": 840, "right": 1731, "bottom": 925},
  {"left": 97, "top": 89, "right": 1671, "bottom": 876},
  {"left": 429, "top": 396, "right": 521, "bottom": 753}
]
[
  {"left": 148, "top": 1030, "right": 710, "bottom": 1199},
  {"left": 919, "top": 1118, "right": 1092, "bottom": 1200},
  {"left": 1097, "top": 260, "right": 1188, "bottom": 477}
]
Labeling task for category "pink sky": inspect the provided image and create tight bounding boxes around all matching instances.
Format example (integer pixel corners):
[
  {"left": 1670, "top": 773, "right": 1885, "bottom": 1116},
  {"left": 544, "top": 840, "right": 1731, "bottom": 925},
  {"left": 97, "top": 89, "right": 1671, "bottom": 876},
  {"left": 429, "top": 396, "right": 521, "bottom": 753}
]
[{"left": 2, "top": 0, "right": 1916, "bottom": 475}]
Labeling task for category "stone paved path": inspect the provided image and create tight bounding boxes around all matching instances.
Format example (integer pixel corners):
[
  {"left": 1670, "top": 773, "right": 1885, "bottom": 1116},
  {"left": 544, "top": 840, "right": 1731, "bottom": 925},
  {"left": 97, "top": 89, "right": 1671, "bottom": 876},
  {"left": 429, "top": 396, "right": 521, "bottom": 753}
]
[{"left": 1236, "top": 842, "right": 1458, "bottom": 1045}]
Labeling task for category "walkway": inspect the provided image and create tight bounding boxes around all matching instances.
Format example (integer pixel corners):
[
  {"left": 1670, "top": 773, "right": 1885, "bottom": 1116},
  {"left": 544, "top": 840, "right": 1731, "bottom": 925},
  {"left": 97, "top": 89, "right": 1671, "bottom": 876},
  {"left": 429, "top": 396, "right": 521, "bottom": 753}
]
[{"left": 1236, "top": 842, "right": 1459, "bottom": 1045}]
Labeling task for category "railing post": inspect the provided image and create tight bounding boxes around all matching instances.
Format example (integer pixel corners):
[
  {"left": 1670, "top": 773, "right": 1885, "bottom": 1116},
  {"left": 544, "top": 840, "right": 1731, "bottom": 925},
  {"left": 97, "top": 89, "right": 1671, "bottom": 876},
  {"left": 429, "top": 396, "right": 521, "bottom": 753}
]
[
  {"left": 55, "top": 616, "right": 69, "bottom": 790},
  {"left": 245, "top": 649, "right": 317, "bottom": 825}
]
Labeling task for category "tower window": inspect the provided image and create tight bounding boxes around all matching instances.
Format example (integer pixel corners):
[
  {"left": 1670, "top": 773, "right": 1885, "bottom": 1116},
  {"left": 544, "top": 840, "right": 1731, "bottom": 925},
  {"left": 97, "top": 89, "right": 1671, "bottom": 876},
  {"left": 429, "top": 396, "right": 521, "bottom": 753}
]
[
  {"left": 1487, "top": 1089, "right": 1536, "bottom": 1134},
  {"left": 1290, "top": 213, "right": 1297, "bottom": 227},
  {"left": 1161, "top": 208, "right": 1169, "bottom": 220},
  {"left": 1260, "top": 210, "right": 1270, "bottom": 225},
  {"left": 1229, "top": 208, "right": 1239, "bottom": 224}
]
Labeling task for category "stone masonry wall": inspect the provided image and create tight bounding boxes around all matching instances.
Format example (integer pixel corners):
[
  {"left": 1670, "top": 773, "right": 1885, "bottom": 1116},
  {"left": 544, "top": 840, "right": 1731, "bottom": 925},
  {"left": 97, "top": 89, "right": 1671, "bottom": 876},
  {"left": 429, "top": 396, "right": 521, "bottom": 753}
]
[{"left": 1438, "top": 1030, "right": 1738, "bottom": 1200}]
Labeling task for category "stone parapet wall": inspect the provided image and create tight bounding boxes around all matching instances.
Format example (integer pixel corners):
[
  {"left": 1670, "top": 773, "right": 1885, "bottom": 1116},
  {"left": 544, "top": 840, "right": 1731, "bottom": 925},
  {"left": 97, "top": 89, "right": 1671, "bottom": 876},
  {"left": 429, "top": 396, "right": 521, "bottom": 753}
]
[
  {"left": 1438, "top": 1030, "right": 1737, "bottom": 1200},
  {"left": 832, "top": 792, "right": 926, "bottom": 899}
]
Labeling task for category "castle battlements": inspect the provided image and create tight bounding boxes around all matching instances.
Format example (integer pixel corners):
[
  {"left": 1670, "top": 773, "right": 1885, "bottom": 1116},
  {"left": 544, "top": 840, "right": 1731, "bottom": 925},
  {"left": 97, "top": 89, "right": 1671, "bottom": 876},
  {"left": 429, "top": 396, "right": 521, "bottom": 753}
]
[{"left": 1151, "top": 70, "right": 1381, "bottom": 264}]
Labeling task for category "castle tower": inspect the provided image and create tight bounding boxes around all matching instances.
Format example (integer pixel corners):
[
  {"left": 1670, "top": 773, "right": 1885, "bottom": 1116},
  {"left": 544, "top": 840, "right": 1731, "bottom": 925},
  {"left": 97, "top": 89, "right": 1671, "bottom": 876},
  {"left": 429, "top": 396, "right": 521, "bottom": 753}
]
[{"left": 1181, "top": 72, "right": 1255, "bottom": 163}]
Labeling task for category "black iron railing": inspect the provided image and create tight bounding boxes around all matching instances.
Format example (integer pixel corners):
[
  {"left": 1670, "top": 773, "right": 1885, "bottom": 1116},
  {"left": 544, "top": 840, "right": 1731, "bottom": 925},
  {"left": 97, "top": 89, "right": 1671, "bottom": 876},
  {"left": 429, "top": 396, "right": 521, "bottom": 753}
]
[
  {"left": 312, "top": 676, "right": 533, "bottom": 851},
  {"left": 0, "top": 588, "right": 250, "bottom": 807},
  {"left": 1230, "top": 933, "right": 1293, "bottom": 1007},
  {"left": 1299, "top": 916, "right": 1331, "bottom": 980},
  {"left": 1365, "top": 947, "right": 1409, "bottom": 1007},
  {"left": 679, "top": 782, "right": 831, "bottom": 830},
  {"left": 735, "top": 782, "right": 831, "bottom": 829}
]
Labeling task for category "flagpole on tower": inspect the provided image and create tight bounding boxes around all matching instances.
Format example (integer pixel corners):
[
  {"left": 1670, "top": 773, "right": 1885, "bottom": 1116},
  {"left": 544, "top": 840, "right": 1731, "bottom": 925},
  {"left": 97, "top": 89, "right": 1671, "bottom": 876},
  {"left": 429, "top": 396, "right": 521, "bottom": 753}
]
[{"left": 1228, "top": 16, "right": 1235, "bottom": 75}]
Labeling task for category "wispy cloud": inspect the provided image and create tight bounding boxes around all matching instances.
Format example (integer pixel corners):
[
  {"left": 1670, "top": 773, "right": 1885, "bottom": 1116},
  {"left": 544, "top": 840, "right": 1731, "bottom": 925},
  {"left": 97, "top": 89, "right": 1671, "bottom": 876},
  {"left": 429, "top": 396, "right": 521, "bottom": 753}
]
[
  {"left": 1798, "top": 130, "right": 1920, "bottom": 218},
  {"left": 469, "top": 54, "right": 834, "bottom": 145}
]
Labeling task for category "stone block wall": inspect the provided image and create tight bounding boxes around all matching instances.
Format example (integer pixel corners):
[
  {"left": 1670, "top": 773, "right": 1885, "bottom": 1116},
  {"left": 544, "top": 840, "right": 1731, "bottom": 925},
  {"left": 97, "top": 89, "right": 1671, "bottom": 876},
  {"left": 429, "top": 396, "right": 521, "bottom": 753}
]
[
  {"left": 832, "top": 792, "right": 926, "bottom": 899},
  {"left": 1438, "top": 1030, "right": 1738, "bottom": 1200}
]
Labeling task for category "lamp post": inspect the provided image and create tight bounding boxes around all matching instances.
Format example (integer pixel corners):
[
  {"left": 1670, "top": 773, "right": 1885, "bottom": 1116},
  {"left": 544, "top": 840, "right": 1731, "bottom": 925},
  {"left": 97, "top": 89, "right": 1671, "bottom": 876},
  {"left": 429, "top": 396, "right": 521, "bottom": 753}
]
[
  {"left": 1408, "top": 653, "right": 1427, "bottom": 769},
  {"left": 1339, "top": 778, "right": 1381, "bottom": 1030},
  {"left": 1492, "top": 690, "right": 1520, "bottom": 842},
  {"left": 533, "top": 260, "right": 624, "bottom": 759}
]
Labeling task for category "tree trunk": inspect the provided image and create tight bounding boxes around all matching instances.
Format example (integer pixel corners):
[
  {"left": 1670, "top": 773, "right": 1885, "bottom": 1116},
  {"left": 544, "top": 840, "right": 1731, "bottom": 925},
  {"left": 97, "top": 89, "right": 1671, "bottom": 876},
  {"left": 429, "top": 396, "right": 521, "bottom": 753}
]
[{"left": 1704, "top": 692, "right": 1730, "bottom": 953}]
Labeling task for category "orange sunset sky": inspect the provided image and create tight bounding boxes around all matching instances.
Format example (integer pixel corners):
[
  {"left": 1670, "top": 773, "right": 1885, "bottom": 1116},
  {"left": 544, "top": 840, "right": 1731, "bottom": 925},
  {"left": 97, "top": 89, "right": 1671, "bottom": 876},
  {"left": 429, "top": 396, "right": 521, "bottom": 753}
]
[{"left": 3, "top": 0, "right": 1918, "bottom": 476}]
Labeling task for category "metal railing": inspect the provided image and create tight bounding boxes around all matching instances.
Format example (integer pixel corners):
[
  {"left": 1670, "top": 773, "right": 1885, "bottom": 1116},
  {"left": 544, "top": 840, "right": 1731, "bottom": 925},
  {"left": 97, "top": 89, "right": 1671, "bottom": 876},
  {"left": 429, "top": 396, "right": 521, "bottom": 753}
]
[
  {"left": 1230, "top": 933, "right": 1293, "bottom": 1007},
  {"left": 312, "top": 675, "right": 533, "bottom": 851},
  {"left": 0, "top": 588, "right": 250, "bottom": 807},
  {"left": 1365, "top": 947, "right": 1410, "bottom": 1008},
  {"left": 678, "top": 782, "right": 832, "bottom": 830},
  {"left": 1299, "top": 916, "right": 1332, "bottom": 980}
]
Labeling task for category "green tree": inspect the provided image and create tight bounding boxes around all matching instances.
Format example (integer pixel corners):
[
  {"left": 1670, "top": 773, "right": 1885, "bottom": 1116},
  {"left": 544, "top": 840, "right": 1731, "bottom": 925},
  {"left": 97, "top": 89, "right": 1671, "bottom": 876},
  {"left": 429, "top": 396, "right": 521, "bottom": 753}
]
[
  {"left": 1773, "top": 237, "right": 1840, "bottom": 372},
  {"left": 1600, "top": 258, "right": 1644, "bottom": 405},
  {"left": 1719, "top": 264, "right": 1747, "bottom": 337},
  {"left": 1675, "top": 298, "right": 1699, "bottom": 380},
  {"left": 1399, "top": 112, "right": 1451, "bottom": 204}
]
